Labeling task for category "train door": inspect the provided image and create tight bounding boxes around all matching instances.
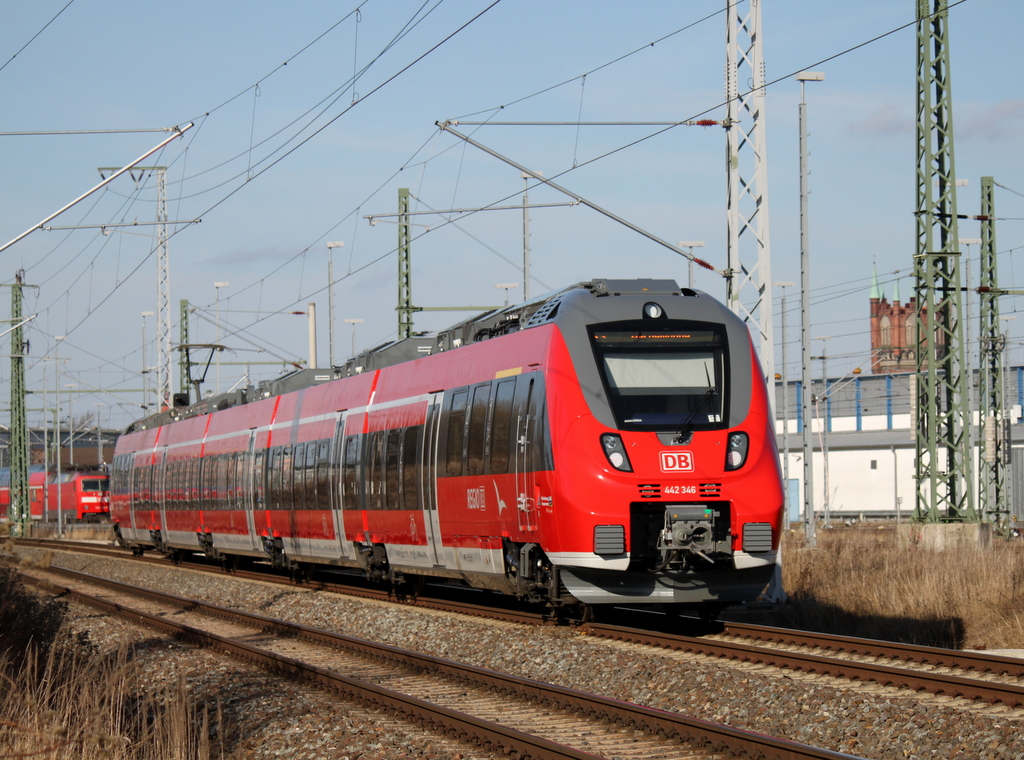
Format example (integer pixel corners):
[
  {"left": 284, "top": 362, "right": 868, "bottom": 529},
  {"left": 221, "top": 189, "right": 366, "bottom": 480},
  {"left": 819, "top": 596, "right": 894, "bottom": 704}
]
[
  {"left": 244, "top": 430, "right": 262, "bottom": 551},
  {"left": 513, "top": 377, "right": 539, "bottom": 532},
  {"left": 329, "top": 412, "right": 355, "bottom": 560},
  {"left": 120, "top": 456, "right": 140, "bottom": 538},
  {"left": 155, "top": 447, "right": 169, "bottom": 539},
  {"left": 422, "top": 392, "right": 445, "bottom": 566}
]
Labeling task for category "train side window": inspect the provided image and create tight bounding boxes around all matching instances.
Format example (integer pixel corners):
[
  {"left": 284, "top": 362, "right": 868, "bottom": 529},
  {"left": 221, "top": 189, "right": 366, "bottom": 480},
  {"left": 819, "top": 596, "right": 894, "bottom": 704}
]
[
  {"left": 226, "top": 454, "right": 234, "bottom": 510},
  {"left": 253, "top": 449, "right": 265, "bottom": 510},
  {"left": 203, "top": 457, "right": 210, "bottom": 510},
  {"left": 221, "top": 455, "right": 228, "bottom": 510},
  {"left": 305, "top": 441, "right": 317, "bottom": 509},
  {"left": 489, "top": 379, "right": 516, "bottom": 474},
  {"left": 294, "top": 444, "right": 306, "bottom": 508},
  {"left": 236, "top": 452, "right": 246, "bottom": 510},
  {"left": 269, "top": 447, "right": 283, "bottom": 509},
  {"left": 342, "top": 435, "right": 360, "bottom": 510},
  {"left": 316, "top": 441, "right": 330, "bottom": 509},
  {"left": 401, "top": 426, "right": 420, "bottom": 509},
  {"left": 265, "top": 449, "right": 276, "bottom": 508},
  {"left": 384, "top": 429, "right": 401, "bottom": 509},
  {"left": 512, "top": 376, "right": 536, "bottom": 471},
  {"left": 467, "top": 385, "right": 490, "bottom": 476},
  {"left": 367, "top": 432, "right": 384, "bottom": 510},
  {"left": 282, "top": 446, "right": 294, "bottom": 510},
  {"left": 206, "top": 456, "right": 215, "bottom": 510},
  {"left": 445, "top": 389, "right": 468, "bottom": 477}
]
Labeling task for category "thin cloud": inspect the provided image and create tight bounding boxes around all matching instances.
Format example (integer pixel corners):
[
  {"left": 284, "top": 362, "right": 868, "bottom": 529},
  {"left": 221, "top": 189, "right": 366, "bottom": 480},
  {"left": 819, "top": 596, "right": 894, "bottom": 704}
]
[{"left": 958, "top": 99, "right": 1024, "bottom": 142}]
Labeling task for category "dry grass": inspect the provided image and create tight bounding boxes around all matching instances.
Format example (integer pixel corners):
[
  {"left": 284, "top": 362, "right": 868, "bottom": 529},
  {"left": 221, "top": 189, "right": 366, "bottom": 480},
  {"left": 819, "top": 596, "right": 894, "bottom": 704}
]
[
  {"left": 0, "top": 558, "right": 215, "bottom": 759},
  {"left": 0, "top": 640, "right": 213, "bottom": 760},
  {"left": 763, "top": 526, "right": 1024, "bottom": 650},
  {"left": 29, "top": 524, "right": 116, "bottom": 542}
]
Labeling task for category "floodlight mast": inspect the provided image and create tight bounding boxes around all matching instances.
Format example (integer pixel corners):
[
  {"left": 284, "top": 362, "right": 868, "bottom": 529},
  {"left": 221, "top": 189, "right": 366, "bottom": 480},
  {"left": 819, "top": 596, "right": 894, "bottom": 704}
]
[{"left": 326, "top": 242, "right": 345, "bottom": 366}]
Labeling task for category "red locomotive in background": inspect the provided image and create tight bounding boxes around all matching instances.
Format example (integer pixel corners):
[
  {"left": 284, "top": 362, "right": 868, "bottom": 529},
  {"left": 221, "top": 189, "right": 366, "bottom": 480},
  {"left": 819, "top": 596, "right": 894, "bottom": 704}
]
[
  {"left": 0, "top": 468, "right": 110, "bottom": 523},
  {"left": 111, "top": 279, "right": 783, "bottom": 617}
]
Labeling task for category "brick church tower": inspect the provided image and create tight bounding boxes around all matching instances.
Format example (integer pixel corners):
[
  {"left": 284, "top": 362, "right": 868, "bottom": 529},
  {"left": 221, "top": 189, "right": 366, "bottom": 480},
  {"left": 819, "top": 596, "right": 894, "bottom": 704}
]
[{"left": 869, "top": 269, "right": 940, "bottom": 374}]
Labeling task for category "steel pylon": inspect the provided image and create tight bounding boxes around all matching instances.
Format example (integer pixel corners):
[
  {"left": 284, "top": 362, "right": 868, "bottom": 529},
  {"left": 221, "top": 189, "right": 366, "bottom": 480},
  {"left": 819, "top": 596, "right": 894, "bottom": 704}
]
[
  {"left": 978, "top": 177, "right": 1011, "bottom": 527},
  {"left": 913, "top": 0, "right": 975, "bottom": 523},
  {"left": 724, "top": 0, "right": 774, "bottom": 384}
]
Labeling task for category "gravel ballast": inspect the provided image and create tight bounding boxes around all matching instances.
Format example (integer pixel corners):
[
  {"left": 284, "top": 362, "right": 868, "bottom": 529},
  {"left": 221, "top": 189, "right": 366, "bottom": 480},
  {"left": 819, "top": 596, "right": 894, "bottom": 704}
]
[{"left": 17, "top": 548, "right": 1024, "bottom": 760}]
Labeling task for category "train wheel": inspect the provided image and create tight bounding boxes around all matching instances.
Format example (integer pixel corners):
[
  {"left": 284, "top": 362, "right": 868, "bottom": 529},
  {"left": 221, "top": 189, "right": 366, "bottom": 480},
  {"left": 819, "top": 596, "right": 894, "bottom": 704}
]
[
  {"left": 393, "top": 575, "right": 425, "bottom": 602},
  {"left": 696, "top": 602, "right": 727, "bottom": 634}
]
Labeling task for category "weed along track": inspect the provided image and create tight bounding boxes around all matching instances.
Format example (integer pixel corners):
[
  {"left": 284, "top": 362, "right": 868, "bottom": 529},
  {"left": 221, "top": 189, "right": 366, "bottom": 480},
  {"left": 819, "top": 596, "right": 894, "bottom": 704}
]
[{"left": 18, "top": 565, "right": 858, "bottom": 760}]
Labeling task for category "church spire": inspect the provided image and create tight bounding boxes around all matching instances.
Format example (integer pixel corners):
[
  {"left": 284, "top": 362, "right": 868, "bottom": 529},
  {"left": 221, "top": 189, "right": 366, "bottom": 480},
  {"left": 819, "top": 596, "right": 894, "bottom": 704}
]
[{"left": 870, "top": 265, "right": 882, "bottom": 300}]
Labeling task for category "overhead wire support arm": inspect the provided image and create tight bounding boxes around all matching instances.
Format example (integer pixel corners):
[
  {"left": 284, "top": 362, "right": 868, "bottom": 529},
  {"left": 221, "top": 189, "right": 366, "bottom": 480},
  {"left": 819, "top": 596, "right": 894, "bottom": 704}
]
[
  {"left": 364, "top": 202, "right": 577, "bottom": 225},
  {"left": 42, "top": 220, "right": 201, "bottom": 233},
  {"left": 436, "top": 121, "right": 722, "bottom": 275},
  {"left": 447, "top": 120, "right": 726, "bottom": 127},
  {"left": 0, "top": 123, "right": 193, "bottom": 255}
]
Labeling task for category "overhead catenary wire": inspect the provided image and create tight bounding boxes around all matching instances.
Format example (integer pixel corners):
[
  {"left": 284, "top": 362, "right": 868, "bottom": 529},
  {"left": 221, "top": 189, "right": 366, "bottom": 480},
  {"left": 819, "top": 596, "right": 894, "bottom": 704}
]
[
  {"left": 18, "top": 3, "right": 502, "bottom": 373},
  {"left": 12, "top": 0, "right": 1007, "bottom": 429}
]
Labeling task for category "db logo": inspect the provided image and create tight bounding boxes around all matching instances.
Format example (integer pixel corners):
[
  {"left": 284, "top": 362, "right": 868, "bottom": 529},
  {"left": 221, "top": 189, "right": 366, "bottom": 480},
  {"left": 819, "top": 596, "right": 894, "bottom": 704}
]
[{"left": 660, "top": 451, "right": 694, "bottom": 472}]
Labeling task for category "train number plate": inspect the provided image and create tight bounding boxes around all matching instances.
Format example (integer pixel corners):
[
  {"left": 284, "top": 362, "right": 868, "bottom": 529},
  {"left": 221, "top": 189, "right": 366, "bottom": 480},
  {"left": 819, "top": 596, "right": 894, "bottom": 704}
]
[{"left": 659, "top": 451, "right": 694, "bottom": 472}]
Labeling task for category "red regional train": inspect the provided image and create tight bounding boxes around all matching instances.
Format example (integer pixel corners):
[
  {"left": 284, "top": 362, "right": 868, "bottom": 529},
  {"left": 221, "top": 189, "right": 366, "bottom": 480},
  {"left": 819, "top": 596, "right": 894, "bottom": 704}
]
[
  {"left": 0, "top": 468, "right": 111, "bottom": 523},
  {"left": 111, "top": 279, "right": 783, "bottom": 616}
]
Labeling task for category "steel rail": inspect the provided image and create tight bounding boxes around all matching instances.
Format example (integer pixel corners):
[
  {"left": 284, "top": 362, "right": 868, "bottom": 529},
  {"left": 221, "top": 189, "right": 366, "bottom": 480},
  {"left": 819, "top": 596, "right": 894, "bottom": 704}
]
[
  {"left": 585, "top": 623, "right": 1024, "bottom": 707},
  {"left": 24, "top": 565, "right": 864, "bottom": 760},
  {"left": 16, "top": 538, "right": 1024, "bottom": 701},
  {"left": 718, "top": 620, "right": 1024, "bottom": 678}
]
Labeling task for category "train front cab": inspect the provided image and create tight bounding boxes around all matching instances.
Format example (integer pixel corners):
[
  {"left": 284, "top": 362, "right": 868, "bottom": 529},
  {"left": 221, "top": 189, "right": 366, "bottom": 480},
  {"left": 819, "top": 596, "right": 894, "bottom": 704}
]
[{"left": 540, "top": 284, "right": 784, "bottom": 609}]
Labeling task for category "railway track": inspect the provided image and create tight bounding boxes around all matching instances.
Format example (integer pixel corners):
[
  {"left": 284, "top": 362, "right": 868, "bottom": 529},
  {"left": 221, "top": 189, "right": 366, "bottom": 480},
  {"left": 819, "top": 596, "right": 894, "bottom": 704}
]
[
  {"left": 18, "top": 563, "right": 862, "bottom": 760},
  {"left": 585, "top": 622, "right": 1024, "bottom": 708},
  {"left": 13, "top": 538, "right": 1024, "bottom": 708}
]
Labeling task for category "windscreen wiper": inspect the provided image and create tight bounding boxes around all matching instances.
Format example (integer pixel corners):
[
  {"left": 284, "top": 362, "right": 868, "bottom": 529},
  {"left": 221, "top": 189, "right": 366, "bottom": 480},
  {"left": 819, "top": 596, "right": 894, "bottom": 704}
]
[{"left": 673, "top": 364, "right": 717, "bottom": 444}]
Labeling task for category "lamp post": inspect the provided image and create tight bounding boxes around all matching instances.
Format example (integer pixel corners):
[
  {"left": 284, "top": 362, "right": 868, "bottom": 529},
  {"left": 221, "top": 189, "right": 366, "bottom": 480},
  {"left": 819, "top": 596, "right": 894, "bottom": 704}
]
[
  {"left": 775, "top": 280, "right": 795, "bottom": 528},
  {"left": 812, "top": 336, "right": 833, "bottom": 527},
  {"left": 496, "top": 283, "right": 518, "bottom": 307},
  {"left": 64, "top": 383, "right": 78, "bottom": 466},
  {"left": 326, "top": 242, "right": 344, "bottom": 367},
  {"left": 54, "top": 337, "right": 65, "bottom": 536},
  {"left": 797, "top": 70, "right": 824, "bottom": 547},
  {"left": 93, "top": 403, "right": 104, "bottom": 466},
  {"left": 678, "top": 241, "right": 706, "bottom": 289},
  {"left": 521, "top": 171, "right": 538, "bottom": 300},
  {"left": 344, "top": 319, "right": 363, "bottom": 358},
  {"left": 214, "top": 282, "right": 229, "bottom": 393}
]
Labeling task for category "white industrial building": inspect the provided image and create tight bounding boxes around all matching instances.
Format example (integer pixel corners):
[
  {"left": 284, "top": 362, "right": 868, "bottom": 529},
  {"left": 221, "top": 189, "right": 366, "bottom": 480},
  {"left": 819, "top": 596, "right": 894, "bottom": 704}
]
[{"left": 774, "top": 369, "right": 1024, "bottom": 525}]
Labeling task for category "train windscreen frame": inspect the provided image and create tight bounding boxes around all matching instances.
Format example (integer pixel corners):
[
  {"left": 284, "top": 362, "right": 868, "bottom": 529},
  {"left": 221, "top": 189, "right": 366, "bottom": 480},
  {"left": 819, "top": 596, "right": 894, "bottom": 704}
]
[
  {"left": 81, "top": 478, "right": 108, "bottom": 492},
  {"left": 589, "top": 320, "right": 728, "bottom": 432}
]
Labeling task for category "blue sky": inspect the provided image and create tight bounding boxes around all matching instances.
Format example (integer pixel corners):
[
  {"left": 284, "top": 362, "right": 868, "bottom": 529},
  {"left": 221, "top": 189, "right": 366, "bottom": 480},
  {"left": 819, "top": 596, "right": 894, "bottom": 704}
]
[{"left": 1, "top": 0, "right": 1021, "bottom": 430}]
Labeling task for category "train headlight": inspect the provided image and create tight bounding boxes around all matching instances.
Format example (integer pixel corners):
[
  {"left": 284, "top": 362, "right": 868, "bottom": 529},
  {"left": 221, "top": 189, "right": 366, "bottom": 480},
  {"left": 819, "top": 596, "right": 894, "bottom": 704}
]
[
  {"left": 600, "top": 433, "right": 633, "bottom": 472},
  {"left": 643, "top": 302, "right": 664, "bottom": 319},
  {"left": 724, "top": 432, "right": 749, "bottom": 471}
]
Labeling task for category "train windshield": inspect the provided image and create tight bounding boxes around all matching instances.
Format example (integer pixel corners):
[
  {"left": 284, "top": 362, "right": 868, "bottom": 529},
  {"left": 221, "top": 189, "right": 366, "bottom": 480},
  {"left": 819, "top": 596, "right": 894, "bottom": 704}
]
[
  {"left": 81, "top": 478, "right": 108, "bottom": 492},
  {"left": 590, "top": 321, "right": 726, "bottom": 431}
]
